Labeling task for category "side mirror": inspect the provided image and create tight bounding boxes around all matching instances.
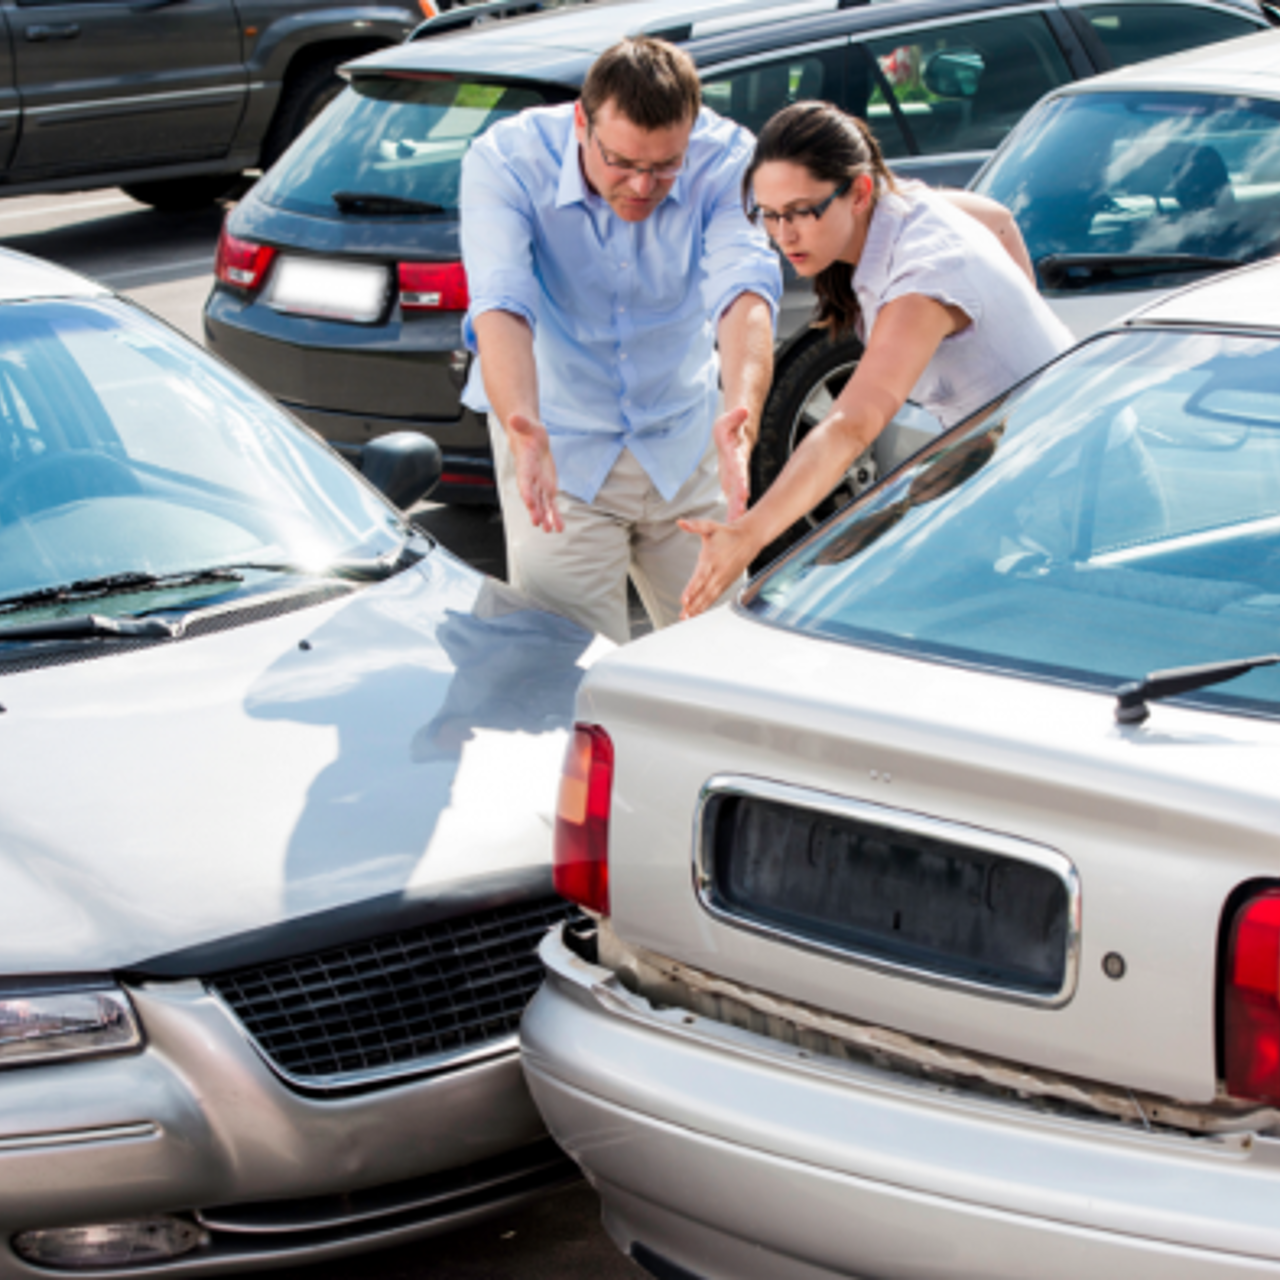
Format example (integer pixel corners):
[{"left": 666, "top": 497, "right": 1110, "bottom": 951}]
[
  {"left": 922, "top": 48, "right": 984, "bottom": 99},
  {"left": 359, "top": 431, "right": 442, "bottom": 509}
]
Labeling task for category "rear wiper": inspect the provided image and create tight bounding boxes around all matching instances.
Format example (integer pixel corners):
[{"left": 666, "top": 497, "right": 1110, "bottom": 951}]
[
  {"left": 0, "top": 614, "right": 180, "bottom": 643},
  {"left": 0, "top": 569, "right": 242, "bottom": 618},
  {"left": 1115, "top": 654, "right": 1280, "bottom": 723},
  {"left": 1037, "top": 253, "right": 1242, "bottom": 291},
  {"left": 332, "top": 191, "right": 445, "bottom": 216}
]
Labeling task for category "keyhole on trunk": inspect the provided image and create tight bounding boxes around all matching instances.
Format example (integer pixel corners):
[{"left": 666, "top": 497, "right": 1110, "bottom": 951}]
[{"left": 892, "top": 910, "right": 902, "bottom": 931}]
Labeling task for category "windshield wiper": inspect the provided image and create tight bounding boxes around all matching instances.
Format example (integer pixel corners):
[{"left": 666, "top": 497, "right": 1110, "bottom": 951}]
[
  {"left": 0, "top": 569, "right": 242, "bottom": 618},
  {"left": 1037, "top": 253, "right": 1243, "bottom": 291},
  {"left": 1115, "top": 654, "right": 1280, "bottom": 723},
  {"left": 0, "top": 614, "right": 180, "bottom": 643},
  {"left": 332, "top": 191, "right": 445, "bottom": 216}
]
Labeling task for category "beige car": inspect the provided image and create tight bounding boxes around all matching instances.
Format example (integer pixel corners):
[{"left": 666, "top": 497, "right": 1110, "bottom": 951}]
[{"left": 522, "top": 258, "right": 1280, "bottom": 1279}]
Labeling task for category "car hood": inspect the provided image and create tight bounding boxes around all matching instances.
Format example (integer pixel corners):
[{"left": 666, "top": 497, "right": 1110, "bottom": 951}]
[{"left": 0, "top": 550, "right": 605, "bottom": 977}]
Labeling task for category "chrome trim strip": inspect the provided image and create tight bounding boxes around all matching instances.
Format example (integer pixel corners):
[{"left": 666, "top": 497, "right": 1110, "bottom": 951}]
[
  {"left": 693, "top": 774, "right": 1081, "bottom": 1008},
  {"left": 28, "top": 86, "right": 245, "bottom": 116},
  {"left": 0, "top": 1122, "right": 157, "bottom": 1152}
]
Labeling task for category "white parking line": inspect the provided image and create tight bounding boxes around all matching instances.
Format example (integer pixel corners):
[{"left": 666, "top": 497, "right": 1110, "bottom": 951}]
[
  {"left": 100, "top": 256, "right": 213, "bottom": 284},
  {"left": 0, "top": 193, "right": 136, "bottom": 222}
]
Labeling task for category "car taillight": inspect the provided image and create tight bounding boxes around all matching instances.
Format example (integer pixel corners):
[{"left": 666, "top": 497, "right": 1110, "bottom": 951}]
[
  {"left": 554, "top": 724, "right": 613, "bottom": 915},
  {"left": 398, "top": 261, "right": 469, "bottom": 312},
  {"left": 1224, "top": 889, "right": 1280, "bottom": 1102},
  {"left": 214, "top": 224, "right": 276, "bottom": 292}
]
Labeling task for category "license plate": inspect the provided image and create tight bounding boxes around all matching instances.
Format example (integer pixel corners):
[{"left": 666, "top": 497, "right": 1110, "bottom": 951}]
[
  {"left": 698, "top": 780, "right": 1077, "bottom": 1004},
  {"left": 266, "top": 256, "right": 389, "bottom": 324}
]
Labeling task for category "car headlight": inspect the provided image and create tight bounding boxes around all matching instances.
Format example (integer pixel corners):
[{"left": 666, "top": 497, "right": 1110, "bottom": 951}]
[{"left": 0, "top": 984, "right": 142, "bottom": 1067}]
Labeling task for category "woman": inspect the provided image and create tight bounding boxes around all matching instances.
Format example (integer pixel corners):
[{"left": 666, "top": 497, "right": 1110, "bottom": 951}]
[{"left": 679, "top": 100, "right": 1073, "bottom": 618}]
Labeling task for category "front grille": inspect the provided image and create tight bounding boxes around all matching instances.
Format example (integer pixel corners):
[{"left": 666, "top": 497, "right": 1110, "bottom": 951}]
[{"left": 210, "top": 897, "right": 573, "bottom": 1089}]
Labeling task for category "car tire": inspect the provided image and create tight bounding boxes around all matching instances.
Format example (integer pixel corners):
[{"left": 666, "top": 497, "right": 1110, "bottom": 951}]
[
  {"left": 122, "top": 174, "right": 241, "bottom": 212},
  {"left": 750, "top": 329, "right": 877, "bottom": 570},
  {"left": 261, "top": 53, "right": 351, "bottom": 169}
]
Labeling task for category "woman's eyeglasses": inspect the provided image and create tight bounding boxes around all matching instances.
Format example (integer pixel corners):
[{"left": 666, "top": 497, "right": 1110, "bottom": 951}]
[
  {"left": 751, "top": 179, "right": 853, "bottom": 229},
  {"left": 589, "top": 130, "right": 685, "bottom": 182}
]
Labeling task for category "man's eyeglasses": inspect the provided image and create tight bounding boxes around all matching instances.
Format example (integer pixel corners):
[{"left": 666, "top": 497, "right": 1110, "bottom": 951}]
[
  {"left": 751, "top": 179, "right": 853, "bottom": 229},
  {"left": 589, "top": 129, "right": 685, "bottom": 182}
]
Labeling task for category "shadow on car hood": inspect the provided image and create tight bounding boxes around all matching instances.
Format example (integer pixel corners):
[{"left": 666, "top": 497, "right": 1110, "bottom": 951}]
[{"left": 0, "top": 550, "right": 604, "bottom": 975}]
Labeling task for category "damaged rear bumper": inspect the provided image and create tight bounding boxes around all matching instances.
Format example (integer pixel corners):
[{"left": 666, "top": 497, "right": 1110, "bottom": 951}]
[{"left": 522, "top": 923, "right": 1280, "bottom": 1280}]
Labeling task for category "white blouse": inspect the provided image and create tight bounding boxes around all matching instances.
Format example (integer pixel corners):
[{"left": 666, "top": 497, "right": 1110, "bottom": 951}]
[{"left": 853, "top": 181, "right": 1073, "bottom": 428}]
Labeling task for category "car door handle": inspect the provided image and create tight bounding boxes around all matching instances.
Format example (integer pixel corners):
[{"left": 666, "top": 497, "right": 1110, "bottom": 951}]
[
  {"left": 129, "top": 0, "right": 183, "bottom": 11},
  {"left": 24, "top": 22, "right": 82, "bottom": 39}
]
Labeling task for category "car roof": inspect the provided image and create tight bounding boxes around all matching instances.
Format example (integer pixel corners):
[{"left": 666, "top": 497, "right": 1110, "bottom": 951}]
[
  {"left": 352, "top": 0, "right": 1063, "bottom": 81},
  {"left": 1051, "top": 26, "right": 1280, "bottom": 98},
  {"left": 1127, "top": 259, "right": 1280, "bottom": 331},
  {"left": 0, "top": 247, "right": 108, "bottom": 304}
]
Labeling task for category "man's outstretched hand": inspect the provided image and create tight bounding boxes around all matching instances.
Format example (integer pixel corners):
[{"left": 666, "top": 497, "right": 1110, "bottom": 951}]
[
  {"left": 713, "top": 405, "right": 752, "bottom": 523},
  {"left": 508, "top": 412, "right": 563, "bottom": 532}
]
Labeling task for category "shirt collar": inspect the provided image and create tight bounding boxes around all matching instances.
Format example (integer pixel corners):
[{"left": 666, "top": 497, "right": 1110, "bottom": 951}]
[{"left": 556, "top": 131, "right": 592, "bottom": 208}]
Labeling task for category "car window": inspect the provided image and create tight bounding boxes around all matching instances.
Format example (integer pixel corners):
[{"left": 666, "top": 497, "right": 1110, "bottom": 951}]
[
  {"left": 702, "top": 47, "right": 846, "bottom": 139},
  {"left": 1078, "top": 2, "right": 1263, "bottom": 68},
  {"left": 860, "top": 13, "right": 1072, "bottom": 158},
  {"left": 256, "top": 77, "right": 565, "bottom": 217},
  {"left": 0, "top": 298, "right": 403, "bottom": 605},
  {"left": 747, "top": 329, "right": 1280, "bottom": 717},
  {"left": 977, "top": 91, "right": 1280, "bottom": 286}
]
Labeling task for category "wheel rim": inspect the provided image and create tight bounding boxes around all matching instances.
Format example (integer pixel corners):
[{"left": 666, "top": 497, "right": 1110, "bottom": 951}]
[{"left": 785, "top": 357, "right": 878, "bottom": 527}]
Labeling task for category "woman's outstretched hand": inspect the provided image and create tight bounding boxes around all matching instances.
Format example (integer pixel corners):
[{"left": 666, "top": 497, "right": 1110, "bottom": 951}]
[
  {"left": 508, "top": 412, "right": 563, "bottom": 533},
  {"left": 679, "top": 516, "right": 760, "bottom": 620}
]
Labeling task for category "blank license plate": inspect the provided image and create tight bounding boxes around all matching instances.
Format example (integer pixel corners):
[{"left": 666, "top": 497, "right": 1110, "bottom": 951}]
[{"left": 267, "top": 257, "right": 389, "bottom": 323}]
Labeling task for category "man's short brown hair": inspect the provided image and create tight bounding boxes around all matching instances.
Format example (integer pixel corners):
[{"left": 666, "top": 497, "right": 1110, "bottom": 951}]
[{"left": 580, "top": 36, "right": 701, "bottom": 131}]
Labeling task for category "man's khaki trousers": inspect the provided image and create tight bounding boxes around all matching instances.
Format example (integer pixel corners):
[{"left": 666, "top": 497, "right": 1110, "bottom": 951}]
[{"left": 488, "top": 416, "right": 732, "bottom": 645}]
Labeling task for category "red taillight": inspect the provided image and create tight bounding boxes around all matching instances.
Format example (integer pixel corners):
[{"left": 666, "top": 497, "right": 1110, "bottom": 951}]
[
  {"left": 1224, "top": 889, "right": 1280, "bottom": 1102},
  {"left": 554, "top": 724, "right": 613, "bottom": 915},
  {"left": 398, "top": 261, "right": 469, "bottom": 312},
  {"left": 214, "top": 223, "right": 276, "bottom": 292}
]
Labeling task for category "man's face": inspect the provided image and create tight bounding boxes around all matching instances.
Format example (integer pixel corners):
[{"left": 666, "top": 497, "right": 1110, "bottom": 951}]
[{"left": 574, "top": 99, "right": 693, "bottom": 223}]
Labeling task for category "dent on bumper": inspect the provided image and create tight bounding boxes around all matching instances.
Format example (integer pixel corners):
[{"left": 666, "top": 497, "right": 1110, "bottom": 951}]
[
  {"left": 522, "top": 925, "right": 1280, "bottom": 1280},
  {"left": 0, "top": 980, "right": 569, "bottom": 1277}
]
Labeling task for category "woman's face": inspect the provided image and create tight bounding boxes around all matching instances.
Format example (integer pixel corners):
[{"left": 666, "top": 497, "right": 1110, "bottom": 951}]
[{"left": 750, "top": 160, "right": 868, "bottom": 276}]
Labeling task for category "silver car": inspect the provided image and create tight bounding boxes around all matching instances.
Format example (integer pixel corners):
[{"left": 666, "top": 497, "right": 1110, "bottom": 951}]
[
  {"left": 0, "top": 248, "right": 603, "bottom": 1275},
  {"left": 523, "top": 259, "right": 1280, "bottom": 1278}
]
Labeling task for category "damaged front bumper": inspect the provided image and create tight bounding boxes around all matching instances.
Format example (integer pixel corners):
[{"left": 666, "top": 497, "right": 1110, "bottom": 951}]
[{"left": 521, "top": 920, "right": 1280, "bottom": 1280}]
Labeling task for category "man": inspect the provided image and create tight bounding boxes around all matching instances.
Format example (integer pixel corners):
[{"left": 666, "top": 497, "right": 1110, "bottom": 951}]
[{"left": 459, "top": 36, "right": 781, "bottom": 644}]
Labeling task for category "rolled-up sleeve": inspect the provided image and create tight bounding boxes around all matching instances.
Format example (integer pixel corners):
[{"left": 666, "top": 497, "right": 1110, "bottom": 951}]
[
  {"left": 460, "top": 133, "right": 540, "bottom": 352},
  {"left": 699, "top": 126, "right": 782, "bottom": 325}
]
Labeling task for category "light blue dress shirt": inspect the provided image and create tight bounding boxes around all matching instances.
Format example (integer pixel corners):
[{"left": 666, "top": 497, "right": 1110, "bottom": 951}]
[{"left": 460, "top": 102, "right": 781, "bottom": 505}]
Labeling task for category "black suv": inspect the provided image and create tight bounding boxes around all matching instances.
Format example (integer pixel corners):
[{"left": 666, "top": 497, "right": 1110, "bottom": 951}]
[
  {"left": 0, "top": 0, "right": 428, "bottom": 210},
  {"left": 204, "top": 0, "right": 1269, "bottom": 527}
]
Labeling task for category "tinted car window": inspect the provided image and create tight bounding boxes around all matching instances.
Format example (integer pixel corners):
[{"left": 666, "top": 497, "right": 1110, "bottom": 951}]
[
  {"left": 256, "top": 77, "right": 560, "bottom": 217},
  {"left": 861, "top": 13, "right": 1072, "bottom": 156},
  {"left": 747, "top": 329, "right": 1280, "bottom": 716},
  {"left": 702, "top": 47, "right": 847, "bottom": 138},
  {"left": 1079, "top": 2, "right": 1263, "bottom": 67},
  {"left": 747, "top": 327, "right": 1280, "bottom": 711},
  {"left": 977, "top": 91, "right": 1280, "bottom": 284}
]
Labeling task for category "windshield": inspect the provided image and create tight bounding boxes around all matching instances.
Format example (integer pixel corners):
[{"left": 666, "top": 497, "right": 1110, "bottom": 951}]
[
  {"left": 0, "top": 297, "right": 405, "bottom": 626},
  {"left": 975, "top": 91, "right": 1280, "bottom": 291},
  {"left": 747, "top": 328, "right": 1280, "bottom": 717},
  {"left": 256, "top": 75, "right": 564, "bottom": 217}
]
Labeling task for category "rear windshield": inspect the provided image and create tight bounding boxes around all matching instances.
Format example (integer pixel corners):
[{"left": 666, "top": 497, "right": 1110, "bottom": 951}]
[
  {"left": 976, "top": 90, "right": 1280, "bottom": 291},
  {"left": 256, "top": 75, "right": 566, "bottom": 217}
]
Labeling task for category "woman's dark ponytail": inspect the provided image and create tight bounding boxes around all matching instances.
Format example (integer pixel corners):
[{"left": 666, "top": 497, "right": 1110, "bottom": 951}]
[{"left": 744, "top": 102, "right": 897, "bottom": 338}]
